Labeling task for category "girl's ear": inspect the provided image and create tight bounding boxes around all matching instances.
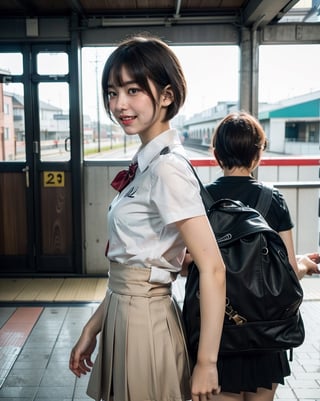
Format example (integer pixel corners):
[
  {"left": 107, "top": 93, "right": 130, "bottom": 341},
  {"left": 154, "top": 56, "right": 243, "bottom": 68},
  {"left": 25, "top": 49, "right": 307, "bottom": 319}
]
[
  {"left": 161, "top": 85, "right": 174, "bottom": 106},
  {"left": 213, "top": 149, "right": 224, "bottom": 169}
]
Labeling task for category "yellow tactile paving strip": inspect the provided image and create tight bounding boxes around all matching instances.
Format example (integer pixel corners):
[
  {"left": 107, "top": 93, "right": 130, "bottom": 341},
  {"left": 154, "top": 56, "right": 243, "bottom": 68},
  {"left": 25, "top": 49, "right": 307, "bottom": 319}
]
[{"left": 0, "top": 277, "right": 108, "bottom": 302}]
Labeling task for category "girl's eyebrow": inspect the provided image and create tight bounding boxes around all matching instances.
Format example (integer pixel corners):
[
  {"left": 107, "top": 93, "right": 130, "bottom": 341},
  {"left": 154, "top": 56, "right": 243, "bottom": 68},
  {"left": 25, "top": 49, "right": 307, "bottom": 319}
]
[{"left": 107, "top": 80, "right": 137, "bottom": 88}]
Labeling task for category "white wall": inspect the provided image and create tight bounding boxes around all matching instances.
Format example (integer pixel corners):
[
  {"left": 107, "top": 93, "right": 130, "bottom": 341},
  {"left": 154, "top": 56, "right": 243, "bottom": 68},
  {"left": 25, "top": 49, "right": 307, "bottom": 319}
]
[
  {"left": 269, "top": 119, "right": 286, "bottom": 153},
  {"left": 84, "top": 165, "right": 122, "bottom": 274}
]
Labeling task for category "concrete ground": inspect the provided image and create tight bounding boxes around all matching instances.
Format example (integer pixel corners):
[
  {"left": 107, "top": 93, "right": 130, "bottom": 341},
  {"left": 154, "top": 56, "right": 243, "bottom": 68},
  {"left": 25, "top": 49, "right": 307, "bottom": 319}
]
[{"left": 0, "top": 275, "right": 319, "bottom": 401}]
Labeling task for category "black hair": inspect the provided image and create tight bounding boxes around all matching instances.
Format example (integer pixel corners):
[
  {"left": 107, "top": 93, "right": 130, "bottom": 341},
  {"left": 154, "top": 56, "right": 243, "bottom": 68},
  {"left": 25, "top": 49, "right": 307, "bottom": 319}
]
[{"left": 101, "top": 34, "right": 187, "bottom": 122}]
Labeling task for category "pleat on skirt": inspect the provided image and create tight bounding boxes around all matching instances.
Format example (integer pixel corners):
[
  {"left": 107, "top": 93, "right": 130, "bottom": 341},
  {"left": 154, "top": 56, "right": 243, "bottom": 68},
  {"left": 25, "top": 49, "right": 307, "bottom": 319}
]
[
  {"left": 86, "top": 263, "right": 192, "bottom": 401},
  {"left": 217, "top": 351, "right": 290, "bottom": 393}
]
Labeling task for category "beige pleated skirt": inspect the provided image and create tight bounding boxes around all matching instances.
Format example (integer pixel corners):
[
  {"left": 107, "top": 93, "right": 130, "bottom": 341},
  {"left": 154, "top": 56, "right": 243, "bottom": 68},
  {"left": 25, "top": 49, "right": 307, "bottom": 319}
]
[{"left": 86, "top": 263, "right": 192, "bottom": 401}]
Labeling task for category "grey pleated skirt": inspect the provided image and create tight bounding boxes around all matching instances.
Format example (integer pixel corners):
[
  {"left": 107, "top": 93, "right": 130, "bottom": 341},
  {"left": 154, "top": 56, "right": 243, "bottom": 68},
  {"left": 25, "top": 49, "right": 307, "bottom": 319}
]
[{"left": 86, "top": 263, "right": 192, "bottom": 401}]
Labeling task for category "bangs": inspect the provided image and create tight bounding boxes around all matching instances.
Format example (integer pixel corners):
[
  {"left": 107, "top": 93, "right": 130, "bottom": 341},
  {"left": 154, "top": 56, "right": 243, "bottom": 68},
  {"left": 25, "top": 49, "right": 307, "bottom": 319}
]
[
  {"left": 101, "top": 35, "right": 186, "bottom": 121},
  {"left": 102, "top": 47, "right": 150, "bottom": 91}
]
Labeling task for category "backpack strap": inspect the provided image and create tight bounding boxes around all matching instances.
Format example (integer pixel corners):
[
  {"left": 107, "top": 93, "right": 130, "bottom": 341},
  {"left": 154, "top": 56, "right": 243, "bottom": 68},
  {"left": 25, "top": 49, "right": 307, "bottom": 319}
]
[
  {"left": 160, "top": 146, "right": 214, "bottom": 211},
  {"left": 255, "top": 184, "right": 273, "bottom": 217}
]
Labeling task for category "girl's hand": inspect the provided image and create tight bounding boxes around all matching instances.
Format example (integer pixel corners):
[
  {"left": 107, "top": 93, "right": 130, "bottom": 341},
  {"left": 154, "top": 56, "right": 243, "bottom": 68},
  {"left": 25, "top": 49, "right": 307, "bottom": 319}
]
[
  {"left": 297, "top": 253, "right": 320, "bottom": 276},
  {"left": 191, "top": 361, "right": 221, "bottom": 400},
  {"left": 69, "top": 331, "right": 97, "bottom": 377}
]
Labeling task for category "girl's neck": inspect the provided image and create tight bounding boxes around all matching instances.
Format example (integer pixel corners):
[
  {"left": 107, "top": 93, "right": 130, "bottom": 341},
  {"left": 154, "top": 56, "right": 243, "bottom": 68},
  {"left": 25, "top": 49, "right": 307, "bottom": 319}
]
[
  {"left": 223, "top": 167, "right": 252, "bottom": 177},
  {"left": 139, "top": 122, "right": 171, "bottom": 145}
]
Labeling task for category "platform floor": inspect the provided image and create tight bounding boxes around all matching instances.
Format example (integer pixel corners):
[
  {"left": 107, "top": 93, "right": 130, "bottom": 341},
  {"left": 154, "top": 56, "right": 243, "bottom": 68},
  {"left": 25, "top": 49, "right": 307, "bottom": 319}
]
[
  {"left": 0, "top": 277, "right": 108, "bottom": 303},
  {"left": 0, "top": 276, "right": 319, "bottom": 401}
]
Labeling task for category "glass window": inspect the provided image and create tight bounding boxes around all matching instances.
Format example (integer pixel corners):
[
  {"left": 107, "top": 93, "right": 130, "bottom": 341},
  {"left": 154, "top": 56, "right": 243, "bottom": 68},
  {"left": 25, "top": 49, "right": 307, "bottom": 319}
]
[
  {"left": 0, "top": 52, "right": 23, "bottom": 75},
  {"left": 81, "top": 45, "right": 239, "bottom": 160},
  {"left": 0, "top": 83, "right": 25, "bottom": 161},
  {"left": 278, "top": 0, "right": 319, "bottom": 23},
  {"left": 38, "top": 82, "right": 70, "bottom": 161},
  {"left": 173, "top": 46, "right": 239, "bottom": 118},
  {"left": 259, "top": 44, "right": 320, "bottom": 156},
  {"left": 37, "top": 52, "right": 68, "bottom": 75}
]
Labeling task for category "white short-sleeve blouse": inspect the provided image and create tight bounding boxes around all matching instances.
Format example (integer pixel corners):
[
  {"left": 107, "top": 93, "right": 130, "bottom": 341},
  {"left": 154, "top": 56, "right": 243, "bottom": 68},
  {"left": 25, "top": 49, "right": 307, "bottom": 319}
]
[{"left": 107, "top": 129, "right": 205, "bottom": 283}]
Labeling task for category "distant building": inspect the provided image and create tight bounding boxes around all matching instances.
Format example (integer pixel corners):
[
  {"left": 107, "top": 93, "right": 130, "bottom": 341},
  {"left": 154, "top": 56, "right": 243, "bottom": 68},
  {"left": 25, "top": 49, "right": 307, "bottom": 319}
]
[
  {"left": 183, "top": 92, "right": 320, "bottom": 155},
  {"left": 0, "top": 89, "right": 66, "bottom": 160},
  {"left": 259, "top": 91, "right": 320, "bottom": 155},
  {"left": 0, "top": 91, "right": 15, "bottom": 160}
]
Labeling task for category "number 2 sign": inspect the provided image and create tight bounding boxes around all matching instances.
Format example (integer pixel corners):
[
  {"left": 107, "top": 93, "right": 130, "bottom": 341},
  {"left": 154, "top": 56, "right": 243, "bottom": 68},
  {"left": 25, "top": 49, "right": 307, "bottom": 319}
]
[{"left": 43, "top": 171, "right": 65, "bottom": 187}]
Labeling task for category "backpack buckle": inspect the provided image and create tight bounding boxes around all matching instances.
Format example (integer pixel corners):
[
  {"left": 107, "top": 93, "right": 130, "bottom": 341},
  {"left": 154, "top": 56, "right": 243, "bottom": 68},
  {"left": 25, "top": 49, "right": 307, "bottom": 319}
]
[{"left": 225, "top": 298, "right": 247, "bottom": 325}]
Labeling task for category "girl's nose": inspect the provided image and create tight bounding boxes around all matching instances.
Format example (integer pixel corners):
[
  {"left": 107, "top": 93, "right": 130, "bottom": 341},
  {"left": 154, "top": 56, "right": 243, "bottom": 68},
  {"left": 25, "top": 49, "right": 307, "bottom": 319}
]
[{"left": 115, "top": 91, "right": 128, "bottom": 111}]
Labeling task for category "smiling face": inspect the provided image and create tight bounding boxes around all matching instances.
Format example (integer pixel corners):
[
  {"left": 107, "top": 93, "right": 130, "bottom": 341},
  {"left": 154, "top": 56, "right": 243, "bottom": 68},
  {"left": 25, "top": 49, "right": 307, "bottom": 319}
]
[
  {"left": 101, "top": 36, "right": 187, "bottom": 140},
  {"left": 107, "top": 67, "right": 173, "bottom": 144}
]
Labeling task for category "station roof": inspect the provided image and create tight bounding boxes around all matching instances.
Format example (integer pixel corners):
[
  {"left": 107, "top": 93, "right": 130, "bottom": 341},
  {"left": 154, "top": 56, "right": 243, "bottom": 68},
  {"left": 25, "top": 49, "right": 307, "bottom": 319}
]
[
  {"left": 259, "top": 91, "right": 320, "bottom": 119},
  {"left": 0, "top": 1, "right": 300, "bottom": 29}
]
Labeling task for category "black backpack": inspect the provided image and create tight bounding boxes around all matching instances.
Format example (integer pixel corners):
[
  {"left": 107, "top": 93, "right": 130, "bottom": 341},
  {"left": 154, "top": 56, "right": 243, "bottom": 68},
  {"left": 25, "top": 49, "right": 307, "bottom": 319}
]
[{"left": 182, "top": 175, "right": 305, "bottom": 365}]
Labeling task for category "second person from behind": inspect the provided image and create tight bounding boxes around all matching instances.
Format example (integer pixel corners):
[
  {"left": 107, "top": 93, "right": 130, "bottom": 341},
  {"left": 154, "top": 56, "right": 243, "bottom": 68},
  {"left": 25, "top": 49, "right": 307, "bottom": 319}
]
[{"left": 204, "top": 111, "right": 319, "bottom": 401}]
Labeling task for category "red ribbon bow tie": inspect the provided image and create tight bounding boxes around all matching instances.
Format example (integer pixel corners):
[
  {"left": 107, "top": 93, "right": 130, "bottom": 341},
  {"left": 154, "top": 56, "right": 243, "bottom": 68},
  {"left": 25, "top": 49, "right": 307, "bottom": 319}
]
[{"left": 110, "top": 162, "right": 138, "bottom": 192}]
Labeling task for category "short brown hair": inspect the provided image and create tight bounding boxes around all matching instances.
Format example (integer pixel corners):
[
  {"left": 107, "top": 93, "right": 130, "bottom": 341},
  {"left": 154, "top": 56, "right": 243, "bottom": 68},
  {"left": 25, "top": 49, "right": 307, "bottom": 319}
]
[
  {"left": 102, "top": 34, "right": 187, "bottom": 122},
  {"left": 212, "top": 111, "right": 267, "bottom": 169}
]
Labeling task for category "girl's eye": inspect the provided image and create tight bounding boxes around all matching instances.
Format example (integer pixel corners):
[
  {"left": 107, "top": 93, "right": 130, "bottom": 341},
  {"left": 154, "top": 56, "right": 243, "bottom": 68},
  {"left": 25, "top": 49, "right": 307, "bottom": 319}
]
[
  {"left": 128, "top": 87, "right": 140, "bottom": 95},
  {"left": 107, "top": 91, "right": 117, "bottom": 98}
]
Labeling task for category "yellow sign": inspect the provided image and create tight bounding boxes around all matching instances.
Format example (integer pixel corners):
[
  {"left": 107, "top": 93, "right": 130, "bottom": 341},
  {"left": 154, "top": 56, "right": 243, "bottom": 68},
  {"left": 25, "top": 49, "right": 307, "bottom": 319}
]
[{"left": 43, "top": 171, "right": 65, "bottom": 187}]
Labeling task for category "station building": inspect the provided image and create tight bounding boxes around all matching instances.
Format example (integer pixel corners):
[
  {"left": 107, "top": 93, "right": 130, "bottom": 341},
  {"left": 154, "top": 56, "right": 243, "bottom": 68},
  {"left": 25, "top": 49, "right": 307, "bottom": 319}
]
[{"left": 183, "top": 91, "right": 320, "bottom": 156}]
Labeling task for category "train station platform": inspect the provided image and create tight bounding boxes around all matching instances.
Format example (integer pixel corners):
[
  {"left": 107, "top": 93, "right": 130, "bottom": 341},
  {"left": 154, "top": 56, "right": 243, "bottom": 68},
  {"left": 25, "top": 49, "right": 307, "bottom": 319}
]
[{"left": 0, "top": 275, "right": 319, "bottom": 401}]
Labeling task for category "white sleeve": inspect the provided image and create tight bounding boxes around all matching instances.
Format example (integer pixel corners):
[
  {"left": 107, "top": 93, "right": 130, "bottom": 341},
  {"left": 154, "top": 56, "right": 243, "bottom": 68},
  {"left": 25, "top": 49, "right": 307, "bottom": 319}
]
[{"left": 150, "top": 154, "right": 206, "bottom": 225}]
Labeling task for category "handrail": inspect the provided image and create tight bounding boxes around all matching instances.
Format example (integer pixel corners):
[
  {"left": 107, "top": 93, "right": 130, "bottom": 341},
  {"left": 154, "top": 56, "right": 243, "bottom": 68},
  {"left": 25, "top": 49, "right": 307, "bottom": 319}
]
[{"left": 84, "top": 155, "right": 320, "bottom": 168}]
